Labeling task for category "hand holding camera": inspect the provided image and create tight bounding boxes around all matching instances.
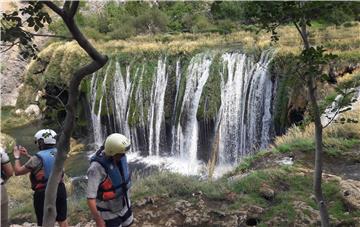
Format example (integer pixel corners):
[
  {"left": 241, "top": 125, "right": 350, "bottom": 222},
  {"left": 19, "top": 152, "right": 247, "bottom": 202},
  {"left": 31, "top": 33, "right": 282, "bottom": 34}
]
[{"left": 13, "top": 145, "right": 30, "bottom": 159}]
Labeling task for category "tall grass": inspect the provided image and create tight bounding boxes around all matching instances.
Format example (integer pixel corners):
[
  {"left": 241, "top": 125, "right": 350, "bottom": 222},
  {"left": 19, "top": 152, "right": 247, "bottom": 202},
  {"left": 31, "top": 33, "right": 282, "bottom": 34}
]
[
  {"left": 40, "top": 24, "right": 360, "bottom": 57},
  {"left": 274, "top": 99, "right": 360, "bottom": 154}
]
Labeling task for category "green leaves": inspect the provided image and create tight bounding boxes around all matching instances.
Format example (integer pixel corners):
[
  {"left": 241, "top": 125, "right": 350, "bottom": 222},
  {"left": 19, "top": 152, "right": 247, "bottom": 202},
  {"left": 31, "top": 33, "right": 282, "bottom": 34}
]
[
  {"left": 1, "top": 1, "right": 52, "bottom": 59},
  {"left": 298, "top": 46, "right": 338, "bottom": 83}
]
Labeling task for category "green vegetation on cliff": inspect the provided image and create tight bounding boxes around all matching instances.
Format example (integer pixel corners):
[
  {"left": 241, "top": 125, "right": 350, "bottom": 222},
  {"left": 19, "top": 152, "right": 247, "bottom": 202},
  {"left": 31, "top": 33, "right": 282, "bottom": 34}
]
[{"left": 16, "top": 21, "right": 359, "bottom": 133}]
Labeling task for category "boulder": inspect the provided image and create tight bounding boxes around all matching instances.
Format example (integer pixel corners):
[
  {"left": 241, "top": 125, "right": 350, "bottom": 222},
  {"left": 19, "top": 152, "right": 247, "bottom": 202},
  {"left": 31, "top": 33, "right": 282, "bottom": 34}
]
[
  {"left": 14, "top": 109, "right": 24, "bottom": 116},
  {"left": 247, "top": 205, "right": 264, "bottom": 218},
  {"left": 340, "top": 179, "right": 360, "bottom": 210},
  {"left": 259, "top": 183, "right": 275, "bottom": 200},
  {"left": 35, "top": 90, "right": 44, "bottom": 102},
  {"left": 24, "top": 104, "right": 41, "bottom": 117},
  {"left": 293, "top": 201, "right": 320, "bottom": 226}
]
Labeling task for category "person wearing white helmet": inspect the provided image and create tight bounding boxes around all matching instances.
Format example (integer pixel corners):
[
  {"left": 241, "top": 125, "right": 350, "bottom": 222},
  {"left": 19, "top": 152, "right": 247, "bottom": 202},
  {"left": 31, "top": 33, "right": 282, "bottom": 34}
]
[
  {"left": 13, "top": 129, "right": 68, "bottom": 227},
  {"left": 87, "top": 133, "right": 133, "bottom": 227}
]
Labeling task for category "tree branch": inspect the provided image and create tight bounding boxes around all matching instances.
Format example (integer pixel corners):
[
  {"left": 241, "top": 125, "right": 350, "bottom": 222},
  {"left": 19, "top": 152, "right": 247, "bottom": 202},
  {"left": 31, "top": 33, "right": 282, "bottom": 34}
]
[
  {"left": 42, "top": 1, "right": 108, "bottom": 225},
  {"left": 42, "top": 2, "right": 64, "bottom": 17},
  {"left": 0, "top": 41, "right": 19, "bottom": 53},
  {"left": 69, "top": 1, "right": 79, "bottom": 18},
  {"left": 65, "top": 18, "right": 107, "bottom": 62},
  {"left": 28, "top": 32, "right": 73, "bottom": 40},
  {"left": 293, "top": 21, "right": 308, "bottom": 47},
  {"left": 322, "top": 108, "right": 340, "bottom": 129},
  {"left": 63, "top": 1, "right": 71, "bottom": 14}
]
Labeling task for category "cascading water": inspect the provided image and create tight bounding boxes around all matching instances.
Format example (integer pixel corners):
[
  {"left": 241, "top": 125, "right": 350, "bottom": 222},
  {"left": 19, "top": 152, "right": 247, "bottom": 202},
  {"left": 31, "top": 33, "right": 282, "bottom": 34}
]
[
  {"left": 170, "top": 59, "right": 181, "bottom": 156},
  {"left": 216, "top": 51, "right": 274, "bottom": 166},
  {"left": 148, "top": 58, "right": 168, "bottom": 156},
  {"left": 87, "top": 51, "right": 276, "bottom": 176},
  {"left": 113, "top": 63, "right": 132, "bottom": 137},
  {"left": 172, "top": 53, "right": 213, "bottom": 172},
  {"left": 90, "top": 63, "right": 111, "bottom": 147}
]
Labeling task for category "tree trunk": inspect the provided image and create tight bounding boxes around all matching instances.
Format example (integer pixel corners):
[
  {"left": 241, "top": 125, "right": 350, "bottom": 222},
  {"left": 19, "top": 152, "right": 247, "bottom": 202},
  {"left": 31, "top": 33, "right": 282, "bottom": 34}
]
[
  {"left": 299, "top": 19, "right": 330, "bottom": 227},
  {"left": 42, "top": 2, "right": 108, "bottom": 226},
  {"left": 307, "top": 77, "right": 330, "bottom": 227}
]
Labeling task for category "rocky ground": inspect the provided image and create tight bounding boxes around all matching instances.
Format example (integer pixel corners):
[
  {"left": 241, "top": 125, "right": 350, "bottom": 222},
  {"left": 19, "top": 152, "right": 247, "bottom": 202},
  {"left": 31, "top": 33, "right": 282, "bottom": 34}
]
[{"left": 9, "top": 147, "right": 360, "bottom": 227}]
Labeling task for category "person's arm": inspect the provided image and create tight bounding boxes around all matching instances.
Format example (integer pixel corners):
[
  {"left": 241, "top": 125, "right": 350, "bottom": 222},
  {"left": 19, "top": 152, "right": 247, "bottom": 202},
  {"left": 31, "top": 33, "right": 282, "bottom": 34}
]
[
  {"left": 87, "top": 198, "right": 105, "bottom": 227},
  {"left": 2, "top": 162, "right": 14, "bottom": 179},
  {"left": 87, "top": 163, "right": 106, "bottom": 227},
  {"left": 1, "top": 150, "right": 13, "bottom": 178},
  {"left": 13, "top": 146, "right": 31, "bottom": 176}
]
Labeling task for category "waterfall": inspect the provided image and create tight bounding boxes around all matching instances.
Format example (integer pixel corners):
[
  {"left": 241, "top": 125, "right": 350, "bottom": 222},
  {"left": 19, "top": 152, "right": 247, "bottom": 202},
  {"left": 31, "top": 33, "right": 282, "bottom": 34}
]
[
  {"left": 113, "top": 62, "right": 132, "bottom": 137},
  {"left": 217, "top": 51, "right": 274, "bottom": 165},
  {"left": 171, "top": 59, "right": 181, "bottom": 155},
  {"left": 90, "top": 64, "right": 111, "bottom": 147},
  {"left": 148, "top": 57, "right": 168, "bottom": 156},
  {"left": 87, "top": 50, "right": 276, "bottom": 175},
  {"left": 173, "top": 53, "right": 213, "bottom": 171}
]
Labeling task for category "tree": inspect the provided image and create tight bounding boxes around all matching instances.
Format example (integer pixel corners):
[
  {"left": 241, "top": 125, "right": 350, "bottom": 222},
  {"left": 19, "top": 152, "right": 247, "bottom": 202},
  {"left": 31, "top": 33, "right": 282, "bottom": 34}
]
[
  {"left": 241, "top": 2, "right": 359, "bottom": 226},
  {"left": 1, "top": 1, "right": 108, "bottom": 226}
]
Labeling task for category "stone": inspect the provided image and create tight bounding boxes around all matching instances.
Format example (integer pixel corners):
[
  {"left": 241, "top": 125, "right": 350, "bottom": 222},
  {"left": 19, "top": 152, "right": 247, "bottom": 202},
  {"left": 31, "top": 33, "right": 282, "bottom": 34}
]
[
  {"left": 275, "top": 157, "right": 294, "bottom": 165},
  {"left": 293, "top": 201, "right": 320, "bottom": 226},
  {"left": 228, "top": 172, "right": 250, "bottom": 182},
  {"left": 209, "top": 209, "right": 226, "bottom": 217},
  {"left": 24, "top": 104, "right": 41, "bottom": 117},
  {"left": 35, "top": 90, "right": 44, "bottom": 102},
  {"left": 15, "top": 108, "right": 24, "bottom": 116},
  {"left": 212, "top": 215, "right": 239, "bottom": 226},
  {"left": 259, "top": 183, "right": 275, "bottom": 200},
  {"left": 225, "top": 191, "right": 237, "bottom": 202},
  {"left": 247, "top": 205, "right": 264, "bottom": 218},
  {"left": 144, "top": 210, "right": 158, "bottom": 220},
  {"left": 340, "top": 179, "right": 360, "bottom": 210},
  {"left": 165, "top": 218, "right": 177, "bottom": 227},
  {"left": 175, "top": 199, "right": 192, "bottom": 209}
]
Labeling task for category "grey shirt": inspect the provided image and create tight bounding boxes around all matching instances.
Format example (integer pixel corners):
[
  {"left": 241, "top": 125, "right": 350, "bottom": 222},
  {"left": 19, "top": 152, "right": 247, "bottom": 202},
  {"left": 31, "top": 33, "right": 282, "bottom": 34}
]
[
  {"left": 24, "top": 155, "right": 42, "bottom": 173},
  {"left": 87, "top": 161, "right": 132, "bottom": 222}
]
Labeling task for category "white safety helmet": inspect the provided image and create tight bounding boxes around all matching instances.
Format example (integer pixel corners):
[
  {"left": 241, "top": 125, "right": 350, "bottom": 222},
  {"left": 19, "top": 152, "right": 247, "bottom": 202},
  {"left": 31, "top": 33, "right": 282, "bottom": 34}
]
[
  {"left": 34, "top": 129, "right": 57, "bottom": 145},
  {"left": 104, "top": 133, "right": 131, "bottom": 156}
]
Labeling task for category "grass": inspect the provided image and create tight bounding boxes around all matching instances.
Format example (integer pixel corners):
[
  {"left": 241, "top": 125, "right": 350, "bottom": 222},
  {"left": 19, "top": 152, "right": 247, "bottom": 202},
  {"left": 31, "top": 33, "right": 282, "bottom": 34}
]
[
  {"left": 41, "top": 24, "right": 360, "bottom": 57},
  {"left": 7, "top": 175, "right": 36, "bottom": 223},
  {"left": 7, "top": 165, "right": 360, "bottom": 225},
  {"left": 226, "top": 166, "right": 360, "bottom": 225},
  {"left": 231, "top": 150, "right": 271, "bottom": 174},
  {"left": 272, "top": 96, "right": 360, "bottom": 157},
  {"left": 131, "top": 171, "right": 227, "bottom": 201}
]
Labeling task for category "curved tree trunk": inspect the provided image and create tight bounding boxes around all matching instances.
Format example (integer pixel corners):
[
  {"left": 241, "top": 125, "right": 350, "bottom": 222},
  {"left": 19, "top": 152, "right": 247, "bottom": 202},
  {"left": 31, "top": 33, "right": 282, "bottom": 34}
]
[
  {"left": 42, "top": 1, "right": 107, "bottom": 226},
  {"left": 298, "top": 18, "right": 330, "bottom": 227}
]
